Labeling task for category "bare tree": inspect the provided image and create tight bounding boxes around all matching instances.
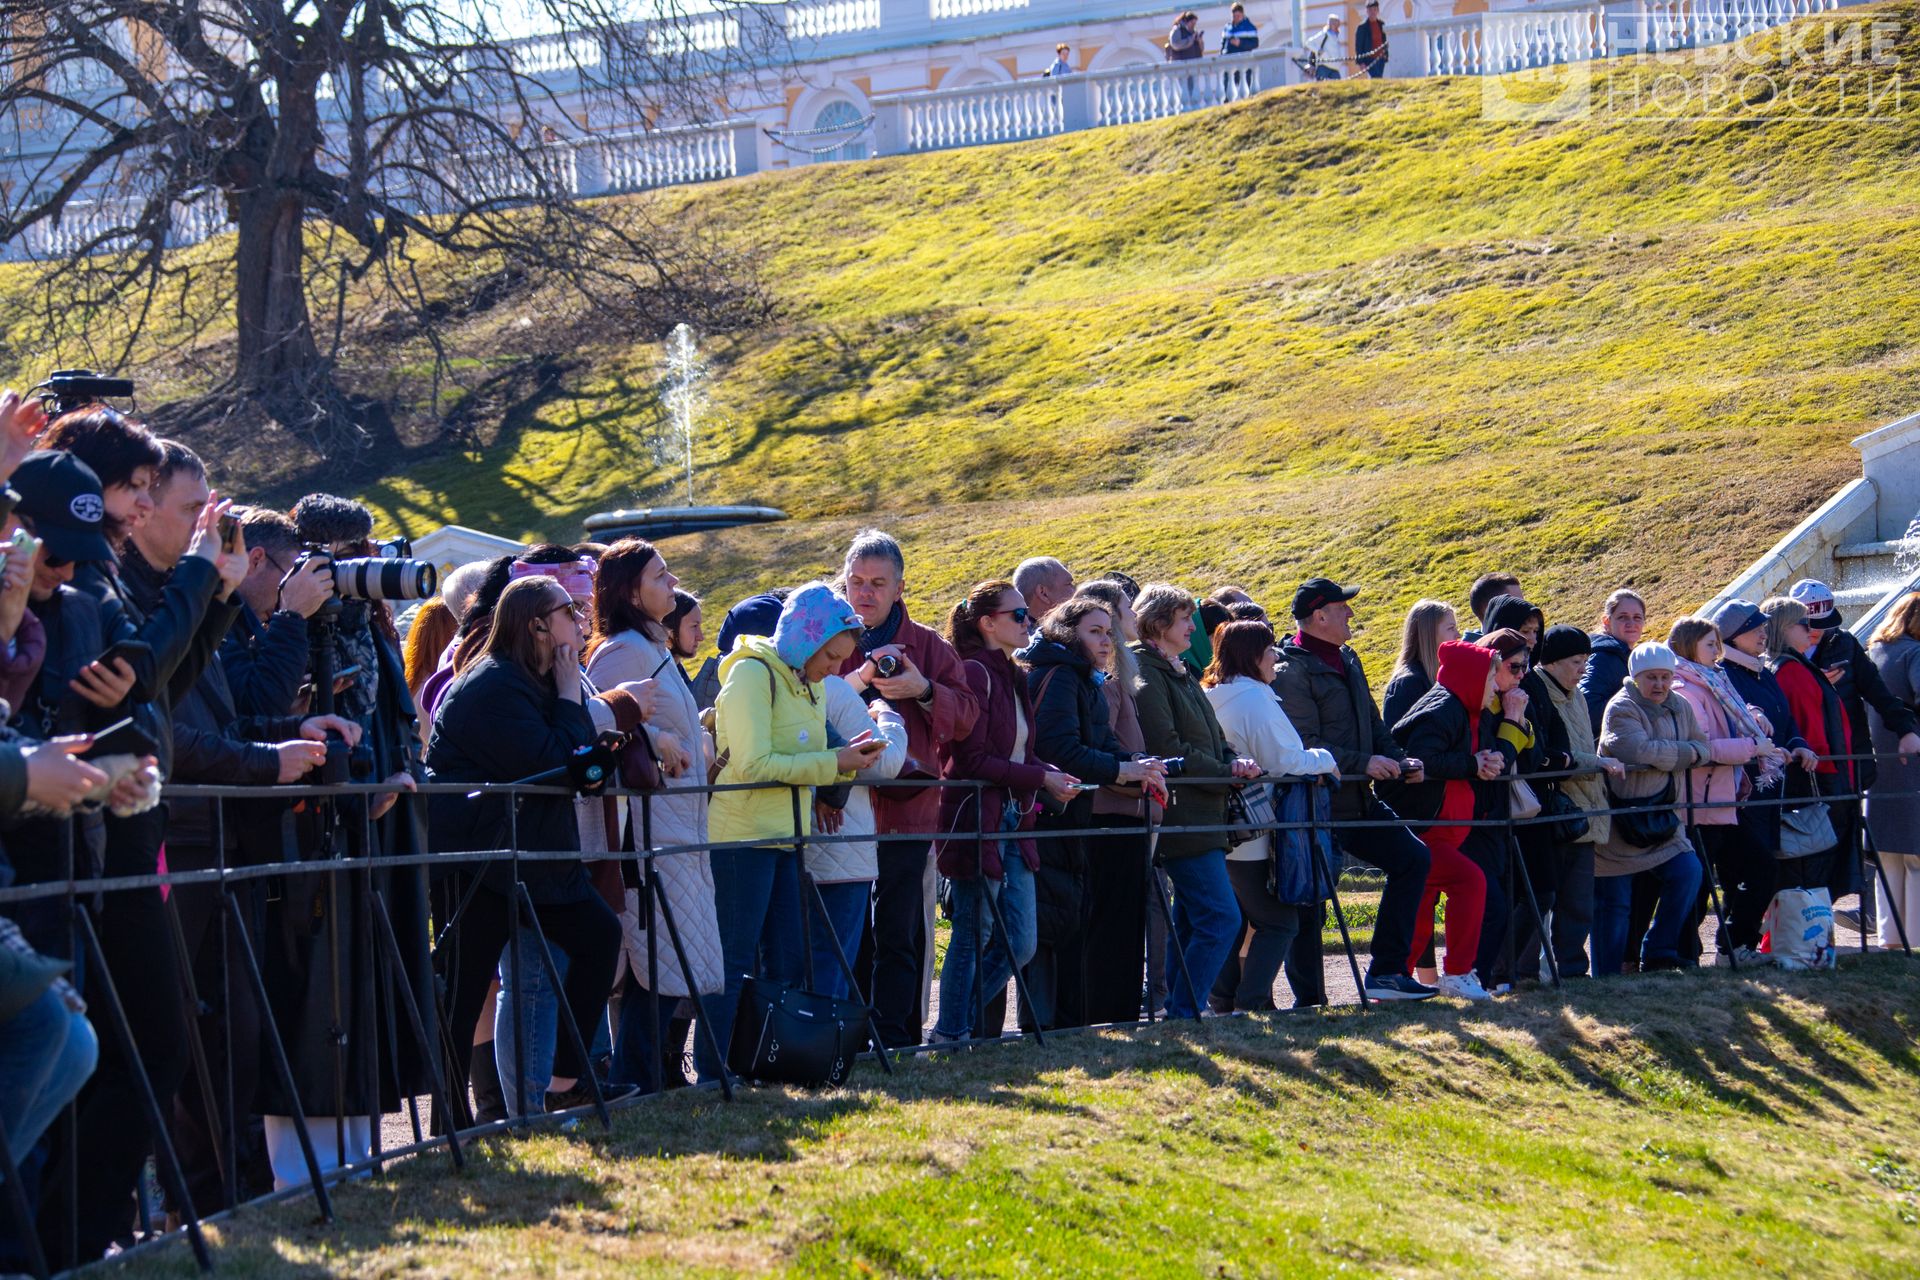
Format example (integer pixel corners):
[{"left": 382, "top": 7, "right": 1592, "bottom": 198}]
[{"left": 0, "top": 0, "right": 780, "bottom": 461}]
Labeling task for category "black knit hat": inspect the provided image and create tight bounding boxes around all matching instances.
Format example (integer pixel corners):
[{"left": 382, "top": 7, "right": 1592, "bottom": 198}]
[
  {"left": 291, "top": 493, "right": 374, "bottom": 546},
  {"left": 1538, "top": 624, "right": 1592, "bottom": 666}
]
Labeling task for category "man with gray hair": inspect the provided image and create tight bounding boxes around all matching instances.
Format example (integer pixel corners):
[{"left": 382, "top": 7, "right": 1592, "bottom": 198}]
[
  {"left": 439, "top": 560, "right": 491, "bottom": 627},
  {"left": 1012, "top": 557, "right": 1075, "bottom": 628},
  {"left": 836, "top": 528, "right": 979, "bottom": 1047}
]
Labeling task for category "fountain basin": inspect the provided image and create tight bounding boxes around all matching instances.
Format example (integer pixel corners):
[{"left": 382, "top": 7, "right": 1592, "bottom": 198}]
[{"left": 583, "top": 505, "right": 789, "bottom": 542}]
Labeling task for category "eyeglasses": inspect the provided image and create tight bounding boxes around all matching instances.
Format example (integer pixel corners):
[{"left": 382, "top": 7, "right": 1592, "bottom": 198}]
[
  {"left": 993, "top": 607, "right": 1031, "bottom": 624},
  {"left": 544, "top": 600, "right": 587, "bottom": 623},
  {"left": 1502, "top": 658, "right": 1529, "bottom": 674}
]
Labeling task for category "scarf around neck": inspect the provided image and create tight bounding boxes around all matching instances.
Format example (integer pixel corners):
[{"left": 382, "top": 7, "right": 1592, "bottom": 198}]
[
  {"left": 1679, "top": 654, "right": 1780, "bottom": 789},
  {"left": 859, "top": 600, "right": 905, "bottom": 653}
]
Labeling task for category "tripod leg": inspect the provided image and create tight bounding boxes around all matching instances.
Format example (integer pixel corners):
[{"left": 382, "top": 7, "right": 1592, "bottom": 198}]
[
  {"left": 646, "top": 861, "right": 735, "bottom": 1101},
  {"left": 1147, "top": 860, "right": 1202, "bottom": 1023},
  {"left": 1510, "top": 833, "right": 1561, "bottom": 988},
  {"left": 221, "top": 892, "right": 336, "bottom": 1219},
  {"left": 0, "top": 1109, "right": 50, "bottom": 1280},
  {"left": 511, "top": 884, "right": 610, "bottom": 1132},
  {"left": 1691, "top": 828, "right": 1736, "bottom": 971},
  {"left": 1865, "top": 842, "right": 1913, "bottom": 956},
  {"left": 70, "top": 905, "right": 213, "bottom": 1271},
  {"left": 1311, "top": 823, "right": 1368, "bottom": 1011},
  {"left": 161, "top": 888, "right": 227, "bottom": 1194},
  {"left": 802, "top": 871, "right": 895, "bottom": 1073},
  {"left": 367, "top": 893, "right": 465, "bottom": 1170}
]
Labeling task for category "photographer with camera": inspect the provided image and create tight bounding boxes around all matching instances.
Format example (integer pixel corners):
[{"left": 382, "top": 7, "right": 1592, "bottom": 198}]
[
  {"left": 243, "top": 495, "right": 433, "bottom": 1189},
  {"left": 219, "top": 508, "right": 338, "bottom": 719},
  {"left": 27, "top": 407, "right": 242, "bottom": 1267}
]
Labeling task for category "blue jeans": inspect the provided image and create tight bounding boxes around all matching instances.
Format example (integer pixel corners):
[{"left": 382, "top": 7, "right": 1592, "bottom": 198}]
[
  {"left": 1593, "top": 851, "right": 1704, "bottom": 976},
  {"left": 704, "top": 845, "right": 803, "bottom": 1079},
  {"left": 934, "top": 858, "right": 1037, "bottom": 1040},
  {"left": 810, "top": 880, "right": 871, "bottom": 1001},
  {"left": 496, "top": 936, "right": 565, "bottom": 1117},
  {"left": 608, "top": 980, "right": 726, "bottom": 1092},
  {"left": 1162, "top": 851, "right": 1241, "bottom": 1019},
  {"left": 0, "top": 988, "right": 98, "bottom": 1168}
]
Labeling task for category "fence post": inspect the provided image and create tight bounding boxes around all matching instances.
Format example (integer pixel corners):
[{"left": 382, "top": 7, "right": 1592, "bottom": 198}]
[
  {"left": 870, "top": 97, "right": 907, "bottom": 156},
  {"left": 1057, "top": 74, "right": 1092, "bottom": 132}
]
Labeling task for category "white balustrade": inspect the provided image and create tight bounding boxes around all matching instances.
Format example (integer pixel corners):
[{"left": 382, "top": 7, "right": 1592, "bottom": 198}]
[
  {"left": 788, "top": 0, "right": 882, "bottom": 39},
  {"left": 648, "top": 16, "right": 740, "bottom": 54},
  {"left": 1092, "top": 59, "right": 1257, "bottom": 126},
  {"left": 509, "top": 34, "right": 605, "bottom": 74},
  {"left": 597, "top": 123, "right": 739, "bottom": 192},
  {"left": 903, "top": 79, "right": 1063, "bottom": 150},
  {"left": 930, "top": 0, "right": 1029, "bottom": 20}
]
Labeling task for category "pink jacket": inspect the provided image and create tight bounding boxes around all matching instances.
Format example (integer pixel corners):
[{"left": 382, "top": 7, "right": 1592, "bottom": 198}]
[{"left": 1671, "top": 673, "right": 1759, "bottom": 824}]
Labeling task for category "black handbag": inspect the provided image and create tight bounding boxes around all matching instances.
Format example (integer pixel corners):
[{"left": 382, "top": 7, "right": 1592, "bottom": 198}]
[
  {"left": 726, "top": 976, "right": 866, "bottom": 1087},
  {"left": 1539, "top": 785, "right": 1590, "bottom": 845},
  {"left": 1608, "top": 776, "right": 1679, "bottom": 849}
]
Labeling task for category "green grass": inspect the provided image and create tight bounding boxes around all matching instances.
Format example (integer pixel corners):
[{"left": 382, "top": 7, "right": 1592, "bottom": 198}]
[
  {"left": 110, "top": 959, "right": 1920, "bottom": 1277},
  {"left": 11, "top": 7, "right": 1920, "bottom": 665}
]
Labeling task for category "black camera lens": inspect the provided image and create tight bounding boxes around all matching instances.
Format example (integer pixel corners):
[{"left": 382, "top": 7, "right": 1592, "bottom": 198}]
[{"left": 874, "top": 654, "right": 902, "bottom": 679}]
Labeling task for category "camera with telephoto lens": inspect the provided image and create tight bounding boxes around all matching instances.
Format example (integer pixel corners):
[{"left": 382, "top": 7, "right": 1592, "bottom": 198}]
[
  {"left": 31, "top": 368, "right": 136, "bottom": 416},
  {"left": 297, "top": 543, "right": 438, "bottom": 602}
]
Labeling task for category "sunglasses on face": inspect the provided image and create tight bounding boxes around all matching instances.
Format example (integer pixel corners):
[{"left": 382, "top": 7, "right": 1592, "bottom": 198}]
[
  {"left": 993, "top": 607, "right": 1031, "bottom": 624},
  {"left": 544, "top": 600, "right": 586, "bottom": 623},
  {"left": 1503, "top": 658, "right": 1529, "bottom": 674}
]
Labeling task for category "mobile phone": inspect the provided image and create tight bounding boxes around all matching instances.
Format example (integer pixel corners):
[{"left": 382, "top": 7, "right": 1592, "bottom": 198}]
[
  {"left": 1069, "top": 782, "right": 1101, "bottom": 792},
  {"left": 218, "top": 512, "right": 240, "bottom": 553},
  {"left": 99, "top": 639, "right": 151, "bottom": 674},
  {"left": 334, "top": 664, "right": 363, "bottom": 682},
  {"left": 0, "top": 525, "right": 34, "bottom": 573}
]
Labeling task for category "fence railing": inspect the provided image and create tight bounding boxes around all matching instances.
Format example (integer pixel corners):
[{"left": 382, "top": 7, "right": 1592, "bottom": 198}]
[{"left": 3, "top": 753, "right": 1911, "bottom": 1278}]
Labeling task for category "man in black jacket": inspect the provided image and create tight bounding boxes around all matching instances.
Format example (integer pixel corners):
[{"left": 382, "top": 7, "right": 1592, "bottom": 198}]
[
  {"left": 1272, "top": 578, "right": 1436, "bottom": 1001},
  {"left": 221, "top": 508, "right": 335, "bottom": 719},
  {"left": 127, "top": 442, "right": 355, "bottom": 1211},
  {"left": 1793, "top": 580, "right": 1920, "bottom": 928}
]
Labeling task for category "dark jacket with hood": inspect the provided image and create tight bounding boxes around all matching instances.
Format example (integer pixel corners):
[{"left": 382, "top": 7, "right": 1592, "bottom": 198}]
[
  {"left": 169, "top": 637, "right": 306, "bottom": 858},
  {"left": 1384, "top": 641, "right": 1516, "bottom": 834},
  {"left": 1272, "top": 634, "right": 1407, "bottom": 821},
  {"left": 934, "top": 646, "right": 1050, "bottom": 880},
  {"left": 104, "top": 545, "right": 236, "bottom": 780},
  {"left": 1579, "top": 631, "right": 1632, "bottom": 730},
  {"left": 1481, "top": 594, "right": 1570, "bottom": 776},
  {"left": 1132, "top": 641, "right": 1238, "bottom": 860}
]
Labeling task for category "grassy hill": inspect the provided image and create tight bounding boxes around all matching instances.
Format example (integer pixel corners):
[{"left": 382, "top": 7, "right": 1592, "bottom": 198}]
[
  {"left": 9, "top": 8, "right": 1920, "bottom": 661},
  {"left": 112, "top": 961, "right": 1920, "bottom": 1277}
]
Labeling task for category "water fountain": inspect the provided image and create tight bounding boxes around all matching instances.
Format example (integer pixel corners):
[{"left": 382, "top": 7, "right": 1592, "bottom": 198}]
[{"left": 582, "top": 322, "right": 786, "bottom": 543}]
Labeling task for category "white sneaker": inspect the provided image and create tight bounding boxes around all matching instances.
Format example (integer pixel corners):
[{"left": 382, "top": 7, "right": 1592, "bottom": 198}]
[{"left": 1437, "top": 971, "right": 1493, "bottom": 1001}]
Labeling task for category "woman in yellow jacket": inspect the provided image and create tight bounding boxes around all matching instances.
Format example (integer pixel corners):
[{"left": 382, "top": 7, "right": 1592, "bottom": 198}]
[{"left": 707, "top": 582, "right": 887, "bottom": 1063}]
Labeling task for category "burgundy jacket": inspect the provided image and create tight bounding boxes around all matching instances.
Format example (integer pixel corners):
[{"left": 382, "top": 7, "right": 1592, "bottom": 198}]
[
  {"left": 934, "top": 648, "right": 1051, "bottom": 879},
  {"left": 838, "top": 606, "right": 979, "bottom": 839}
]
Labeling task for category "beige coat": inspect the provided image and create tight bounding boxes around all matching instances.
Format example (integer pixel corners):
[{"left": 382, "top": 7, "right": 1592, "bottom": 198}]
[
  {"left": 1540, "top": 671, "right": 1608, "bottom": 846},
  {"left": 1595, "top": 682, "right": 1711, "bottom": 877}
]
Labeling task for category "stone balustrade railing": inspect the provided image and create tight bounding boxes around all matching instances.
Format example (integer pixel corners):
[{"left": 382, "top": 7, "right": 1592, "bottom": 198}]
[{"left": 0, "top": 0, "right": 1856, "bottom": 262}]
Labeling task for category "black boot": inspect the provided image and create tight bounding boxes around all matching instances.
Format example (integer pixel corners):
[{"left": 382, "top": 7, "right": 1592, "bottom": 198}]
[{"left": 470, "top": 1042, "right": 507, "bottom": 1124}]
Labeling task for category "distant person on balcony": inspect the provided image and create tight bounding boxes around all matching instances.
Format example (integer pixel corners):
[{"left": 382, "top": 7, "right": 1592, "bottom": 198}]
[
  {"left": 1167, "top": 11, "right": 1205, "bottom": 60},
  {"left": 1045, "top": 43, "right": 1073, "bottom": 76},
  {"left": 1221, "top": 3, "right": 1260, "bottom": 53},
  {"left": 1355, "top": 0, "right": 1390, "bottom": 77},
  {"left": 1305, "top": 14, "right": 1345, "bottom": 79}
]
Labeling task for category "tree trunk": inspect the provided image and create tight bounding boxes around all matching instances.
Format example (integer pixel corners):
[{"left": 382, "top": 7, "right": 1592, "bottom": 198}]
[{"left": 232, "top": 191, "right": 321, "bottom": 396}]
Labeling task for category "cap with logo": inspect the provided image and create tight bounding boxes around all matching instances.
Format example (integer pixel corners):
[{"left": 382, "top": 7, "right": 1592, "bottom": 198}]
[
  {"left": 10, "top": 449, "right": 118, "bottom": 565},
  {"left": 1788, "top": 578, "right": 1841, "bottom": 630},
  {"left": 1291, "top": 576, "right": 1361, "bottom": 620}
]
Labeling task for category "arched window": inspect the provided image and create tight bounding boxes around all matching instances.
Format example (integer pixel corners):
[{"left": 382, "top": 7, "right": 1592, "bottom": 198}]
[{"left": 810, "top": 99, "right": 869, "bottom": 163}]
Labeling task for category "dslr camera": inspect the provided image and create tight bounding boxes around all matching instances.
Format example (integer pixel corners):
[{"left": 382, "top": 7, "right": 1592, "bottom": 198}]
[
  {"left": 320, "top": 731, "right": 377, "bottom": 785},
  {"left": 296, "top": 535, "right": 438, "bottom": 602}
]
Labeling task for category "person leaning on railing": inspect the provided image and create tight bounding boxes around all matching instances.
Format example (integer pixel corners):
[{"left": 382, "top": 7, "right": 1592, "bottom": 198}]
[
  {"left": 1021, "top": 595, "right": 1165, "bottom": 1030},
  {"left": 707, "top": 583, "right": 884, "bottom": 1062},
  {"left": 1593, "top": 642, "right": 1710, "bottom": 976},
  {"left": 1130, "top": 583, "right": 1261, "bottom": 1020},
  {"left": 427, "top": 575, "right": 627, "bottom": 1115},
  {"left": 1667, "top": 616, "right": 1778, "bottom": 968},
  {"left": 1202, "top": 620, "right": 1335, "bottom": 1011},
  {"left": 1760, "top": 596, "right": 1849, "bottom": 892}
]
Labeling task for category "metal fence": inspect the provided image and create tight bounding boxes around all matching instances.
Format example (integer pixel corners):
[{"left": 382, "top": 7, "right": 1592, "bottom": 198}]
[{"left": 0, "top": 753, "right": 1912, "bottom": 1277}]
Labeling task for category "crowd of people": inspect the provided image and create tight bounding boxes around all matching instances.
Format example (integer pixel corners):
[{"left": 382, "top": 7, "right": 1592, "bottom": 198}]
[{"left": 2, "top": 384, "right": 1918, "bottom": 1268}]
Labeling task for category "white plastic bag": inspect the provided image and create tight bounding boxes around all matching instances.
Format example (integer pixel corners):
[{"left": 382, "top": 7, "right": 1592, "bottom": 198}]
[{"left": 1762, "top": 887, "right": 1836, "bottom": 970}]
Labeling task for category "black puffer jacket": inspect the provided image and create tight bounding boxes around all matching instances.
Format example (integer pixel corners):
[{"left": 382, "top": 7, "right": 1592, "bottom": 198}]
[
  {"left": 1272, "top": 638, "right": 1406, "bottom": 820},
  {"left": 169, "top": 645, "right": 305, "bottom": 856},
  {"left": 1023, "top": 637, "right": 1132, "bottom": 945},
  {"left": 1384, "top": 641, "right": 1516, "bottom": 834},
  {"left": 1380, "top": 659, "right": 1433, "bottom": 735}
]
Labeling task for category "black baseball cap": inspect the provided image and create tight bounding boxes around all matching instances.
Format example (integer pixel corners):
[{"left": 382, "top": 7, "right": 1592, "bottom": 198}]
[
  {"left": 1291, "top": 577, "right": 1360, "bottom": 619},
  {"left": 11, "top": 449, "right": 117, "bottom": 564}
]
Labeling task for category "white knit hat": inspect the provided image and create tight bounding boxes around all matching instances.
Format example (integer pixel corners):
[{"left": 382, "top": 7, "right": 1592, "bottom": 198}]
[{"left": 1629, "top": 640, "right": 1679, "bottom": 676}]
